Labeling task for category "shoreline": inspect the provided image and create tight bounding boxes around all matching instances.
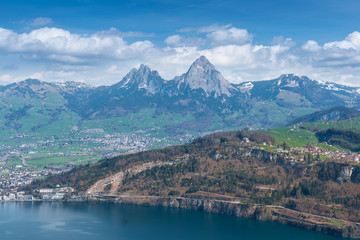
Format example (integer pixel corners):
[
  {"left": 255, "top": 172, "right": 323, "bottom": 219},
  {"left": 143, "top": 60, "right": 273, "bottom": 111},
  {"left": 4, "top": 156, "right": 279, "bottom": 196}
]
[
  {"left": 86, "top": 194, "right": 360, "bottom": 239},
  {"left": 2, "top": 194, "right": 360, "bottom": 238}
]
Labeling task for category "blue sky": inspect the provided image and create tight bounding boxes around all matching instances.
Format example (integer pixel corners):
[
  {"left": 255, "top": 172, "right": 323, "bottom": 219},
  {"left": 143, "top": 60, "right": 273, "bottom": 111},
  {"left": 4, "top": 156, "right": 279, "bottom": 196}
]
[{"left": 0, "top": 0, "right": 360, "bottom": 86}]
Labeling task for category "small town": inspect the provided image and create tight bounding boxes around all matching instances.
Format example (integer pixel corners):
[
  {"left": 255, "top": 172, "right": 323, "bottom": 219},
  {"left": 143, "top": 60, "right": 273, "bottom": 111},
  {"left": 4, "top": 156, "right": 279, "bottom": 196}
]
[
  {"left": 0, "top": 186, "right": 75, "bottom": 202},
  {"left": 1, "top": 135, "right": 360, "bottom": 202},
  {"left": 0, "top": 129, "right": 195, "bottom": 199}
]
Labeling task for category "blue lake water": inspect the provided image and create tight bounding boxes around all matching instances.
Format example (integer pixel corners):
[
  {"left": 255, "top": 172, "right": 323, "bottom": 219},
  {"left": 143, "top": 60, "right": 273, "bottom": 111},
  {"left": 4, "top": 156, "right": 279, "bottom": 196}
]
[{"left": 0, "top": 201, "right": 345, "bottom": 240}]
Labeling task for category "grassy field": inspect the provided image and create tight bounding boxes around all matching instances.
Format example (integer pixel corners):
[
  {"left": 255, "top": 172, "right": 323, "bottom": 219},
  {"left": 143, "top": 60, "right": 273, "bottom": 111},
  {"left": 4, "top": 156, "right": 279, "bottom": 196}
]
[
  {"left": 25, "top": 155, "right": 101, "bottom": 168},
  {"left": 267, "top": 116, "right": 360, "bottom": 151},
  {"left": 80, "top": 108, "right": 195, "bottom": 137}
]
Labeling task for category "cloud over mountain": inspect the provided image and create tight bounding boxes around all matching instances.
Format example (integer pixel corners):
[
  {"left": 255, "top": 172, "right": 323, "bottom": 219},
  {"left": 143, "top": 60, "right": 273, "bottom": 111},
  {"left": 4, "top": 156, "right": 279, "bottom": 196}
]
[
  {"left": 0, "top": 27, "right": 155, "bottom": 64},
  {"left": 0, "top": 25, "right": 360, "bottom": 86}
]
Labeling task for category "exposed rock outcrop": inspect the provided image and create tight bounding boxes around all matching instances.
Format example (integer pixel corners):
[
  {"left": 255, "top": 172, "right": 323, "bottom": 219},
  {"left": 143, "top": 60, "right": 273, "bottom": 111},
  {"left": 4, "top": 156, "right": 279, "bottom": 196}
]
[
  {"left": 337, "top": 166, "right": 354, "bottom": 183},
  {"left": 250, "top": 149, "right": 277, "bottom": 162}
]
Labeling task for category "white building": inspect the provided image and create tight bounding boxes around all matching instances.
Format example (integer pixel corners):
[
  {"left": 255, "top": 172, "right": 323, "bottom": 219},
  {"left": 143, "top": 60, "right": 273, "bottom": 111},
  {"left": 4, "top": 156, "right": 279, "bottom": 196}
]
[
  {"left": 39, "top": 188, "right": 53, "bottom": 194},
  {"left": 9, "top": 193, "right": 16, "bottom": 200}
]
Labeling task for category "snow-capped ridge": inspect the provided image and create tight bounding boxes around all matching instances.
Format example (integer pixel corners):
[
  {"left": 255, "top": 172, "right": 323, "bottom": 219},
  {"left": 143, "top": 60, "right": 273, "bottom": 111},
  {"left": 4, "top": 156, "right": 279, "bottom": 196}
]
[{"left": 237, "top": 82, "right": 254, "bottom": 93}]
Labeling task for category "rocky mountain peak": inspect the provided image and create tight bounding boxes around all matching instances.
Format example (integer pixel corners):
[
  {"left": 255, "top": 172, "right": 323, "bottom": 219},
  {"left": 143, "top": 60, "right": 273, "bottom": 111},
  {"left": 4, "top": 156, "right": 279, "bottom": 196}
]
[
  {"left": 279, "top": 74, "right": 310, "bottom": 80},
  {"left": 138, "top": 64, "right": 152, "bottom": 75},
  {"left": 127, "top": 64, "right": 154, "bottom": 79},
  {"left": 4, "top": 78, "right": 46, "bottom": 92},
  {"left": 116, "top": 64, "right": 164, "bottom": 95},
  {"left": 19, "top": 78, "right": 43, "bottom": 86},
  {"left": 179, "top": 56, "right": 236, "bottom": 97},
  {"left": 191, "top": 55, "right": 216, "bottom": 72},
  {"left": 276, "top": 74, "right": 312, "bottom": 88},
  {"left": 51, "top": 81, "right": 92, "bottom": 94}
]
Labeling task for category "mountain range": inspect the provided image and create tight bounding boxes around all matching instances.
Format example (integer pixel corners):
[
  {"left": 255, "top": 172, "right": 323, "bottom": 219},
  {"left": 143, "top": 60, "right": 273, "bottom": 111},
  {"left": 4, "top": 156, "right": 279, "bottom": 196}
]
[{"left": 1, "top": 56, "right": 360, "bottom": 141}]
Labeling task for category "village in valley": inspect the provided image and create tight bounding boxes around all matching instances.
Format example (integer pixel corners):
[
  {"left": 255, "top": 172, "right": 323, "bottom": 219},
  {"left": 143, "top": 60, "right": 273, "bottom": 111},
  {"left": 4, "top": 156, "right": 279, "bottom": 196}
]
[
  {"left": 0, "top": 129, "right": 195, "bottom": 201},
  {"left": 2, "top": 116, "right": 360, "bottom": 202},
  {"left": 1, "top": 129, "right": 360, "bottom": 202}
]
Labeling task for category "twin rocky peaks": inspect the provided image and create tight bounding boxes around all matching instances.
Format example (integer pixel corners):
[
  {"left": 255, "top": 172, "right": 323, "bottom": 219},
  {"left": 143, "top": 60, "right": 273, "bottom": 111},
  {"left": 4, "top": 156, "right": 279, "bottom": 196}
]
[
  {"left": 1, "top": 55, "right": 360, "bottom": 131},
  {"left": 113, "top": 55, "right": 351, "bottom": 99},
  {"left": 117, "top": 56, "right": 235, "bottom": 97},
  {"left": 7, "top": 55, "right": 354, "bottom": 101}
]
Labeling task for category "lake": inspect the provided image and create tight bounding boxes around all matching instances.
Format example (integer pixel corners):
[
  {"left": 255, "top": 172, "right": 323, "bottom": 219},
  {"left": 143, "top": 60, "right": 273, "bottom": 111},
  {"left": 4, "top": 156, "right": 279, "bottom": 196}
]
[{"left": 0, "top": 201, "right": 344, "bottom": 240}]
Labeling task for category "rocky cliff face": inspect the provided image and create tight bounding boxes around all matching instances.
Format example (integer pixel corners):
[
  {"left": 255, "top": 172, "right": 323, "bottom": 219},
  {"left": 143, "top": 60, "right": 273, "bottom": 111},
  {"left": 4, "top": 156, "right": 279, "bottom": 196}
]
[
  {"left": 250, "top": 149, "right": 278, "bottom": 162},
  {"left": 114, "top": 195, "right": 255, "bottom": 218},
  {"left": 165, "top": 197, "right": 255, "bottom": 218},
  {"left": 317, "top": 162, "right": 360, "bottom": 184},
  {"left": 175, "top": 56, "right": 236, "bottom": 97},
  {"left": 337, "top": 166, "right": 354, "bottom": 183},
  {"left": 116, "top": 64, "right": 166, "bottom": 95}
]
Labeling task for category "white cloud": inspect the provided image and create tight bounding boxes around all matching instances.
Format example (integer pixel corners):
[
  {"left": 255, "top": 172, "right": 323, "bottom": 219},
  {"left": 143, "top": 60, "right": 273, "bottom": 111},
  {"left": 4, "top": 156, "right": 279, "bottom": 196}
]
[
  {"left": 207, "top": 27, "right": 252, "bottom": 46},
  {"left": 164, "top": 34, "right": 205, "bottom": 47},
  {"left": 0, "top": 27, "right": 155, "bottom": 64},
  {"left": 30, "top": 17, "right": 53, "bottom": 27},
  {"left": 299, "top": 31, "right": 360, "bottom": 71},
  {"left": 302, "top": 40, "right": 321, "bottom": 52},
  {"left": 0, "top": 74, "right": 12, "bottom": 84},
  {"left": 166, "top": 26, "right": 252, "bottom": 49},
  {"left": 203, "top": 44, "right": 255, "bottom": 67},
  {"left": 177, "top": 24, "right": 232, "bottom": 33},
  {"left": 0, "top": 25, "right": 360, "bottom": 86},
  {"left": 29, "top": 70, "right": 76, "bottom": 81},
  {"left": 165, "top": 35, "right": 183, "bottom": 46},
  {"left": 96, "top": 27, "right": 154, "bottom": 38},
  {"left": 324, "top": 31, "right": 360, "bottom": 50},
  {"left": 175, "top": 25, "right": 252, "bottom": 47}
]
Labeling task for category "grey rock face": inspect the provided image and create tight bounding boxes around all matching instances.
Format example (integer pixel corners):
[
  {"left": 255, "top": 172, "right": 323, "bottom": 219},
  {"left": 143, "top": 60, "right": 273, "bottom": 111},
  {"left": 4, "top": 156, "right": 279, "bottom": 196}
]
[
  {"left": 250, "top": 149, "right": 275, "bottom": 162},
  {"left": 176, "top": 56, "right": 236, "bottom": 97},
  {"left": 115, "top": 56, "right": 237, "bottom": 98},
  {"left": 337, "top": 166, "right": 354, "bottom": 183},
  {"left": 117, "top": 64, "right": 165, "bottom": 95}
]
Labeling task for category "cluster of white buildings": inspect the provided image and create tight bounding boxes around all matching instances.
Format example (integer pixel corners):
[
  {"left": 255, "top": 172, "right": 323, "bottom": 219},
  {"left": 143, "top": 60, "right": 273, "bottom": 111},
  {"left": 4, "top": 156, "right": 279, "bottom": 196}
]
[
  {"left": 0, "top": 187, "right": 74, "bottom": 202},
  {"left": 1, "top": 191, "right": 33, "bottom": 201},
  {"left": 38, "top": 187, "right": 74, "bottom": 200}
]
